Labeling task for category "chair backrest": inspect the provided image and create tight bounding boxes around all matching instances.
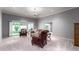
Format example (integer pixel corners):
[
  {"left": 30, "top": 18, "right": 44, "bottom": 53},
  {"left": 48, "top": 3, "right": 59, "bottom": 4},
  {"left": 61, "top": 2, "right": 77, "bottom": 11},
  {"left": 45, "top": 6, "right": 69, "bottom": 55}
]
[
  {"left": 20, "top": 29, "right": 27, "bottom": 33},
  {"left": 39, "top": 30, "right": 49, "bottom": 40}
]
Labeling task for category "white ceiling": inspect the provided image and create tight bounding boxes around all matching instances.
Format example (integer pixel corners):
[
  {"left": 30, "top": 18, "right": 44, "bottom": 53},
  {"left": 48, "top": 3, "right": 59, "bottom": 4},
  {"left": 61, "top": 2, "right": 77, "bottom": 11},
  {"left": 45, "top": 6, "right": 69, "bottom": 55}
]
[{"left": 0, "top": 7, "right": 76, "bottom": 18}]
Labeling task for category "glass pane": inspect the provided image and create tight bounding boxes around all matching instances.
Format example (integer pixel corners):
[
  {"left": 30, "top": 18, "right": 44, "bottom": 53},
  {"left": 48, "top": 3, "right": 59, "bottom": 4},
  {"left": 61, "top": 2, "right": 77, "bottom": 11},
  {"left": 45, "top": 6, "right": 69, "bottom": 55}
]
[
  {"left": 28, "top": 23, "right": 34, "bottom": 30},
  {"left": 9, "top": 21, "right": 27, "bottom": 36},
  {"left": 44, "top": 24, "right": 50, "bottom": 31}
]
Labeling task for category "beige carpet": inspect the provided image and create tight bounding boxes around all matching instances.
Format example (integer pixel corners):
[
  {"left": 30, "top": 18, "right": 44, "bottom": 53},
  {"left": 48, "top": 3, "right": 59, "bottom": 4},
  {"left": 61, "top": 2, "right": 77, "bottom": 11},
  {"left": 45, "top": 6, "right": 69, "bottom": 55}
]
[{"left": 0, "top": 35, "right": 79, "bottom": 51}]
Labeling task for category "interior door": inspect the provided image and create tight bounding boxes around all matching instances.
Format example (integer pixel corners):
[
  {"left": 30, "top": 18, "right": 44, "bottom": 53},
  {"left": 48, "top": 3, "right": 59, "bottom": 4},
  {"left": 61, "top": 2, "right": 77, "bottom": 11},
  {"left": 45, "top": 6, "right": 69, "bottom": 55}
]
[{"left": 74, "top": 23, "right": 79, "bottom": 46}]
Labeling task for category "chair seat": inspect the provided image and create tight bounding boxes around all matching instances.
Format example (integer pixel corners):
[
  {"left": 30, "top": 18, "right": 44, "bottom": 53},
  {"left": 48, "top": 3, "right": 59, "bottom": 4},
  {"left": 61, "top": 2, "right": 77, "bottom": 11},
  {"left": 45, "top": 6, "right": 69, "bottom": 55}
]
[{"left": 31, "top": 30, "right": 49, "bottom": 48}]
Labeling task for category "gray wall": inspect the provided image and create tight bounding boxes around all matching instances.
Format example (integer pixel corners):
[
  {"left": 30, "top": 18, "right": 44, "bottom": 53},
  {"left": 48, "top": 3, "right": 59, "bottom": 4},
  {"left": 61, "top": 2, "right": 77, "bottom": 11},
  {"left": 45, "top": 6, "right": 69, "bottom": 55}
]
[
  {"left": 38, "top": 8, "right": 79, "bottom": 39},
  {"left": 2, "top": 13, "right": 37, "bottom": 38},
  {"left": 0, "top": 10, "right": 2, "bottom": 41},
  {"left": 34, "top": 18, "right": 39, "bottom": 29}
]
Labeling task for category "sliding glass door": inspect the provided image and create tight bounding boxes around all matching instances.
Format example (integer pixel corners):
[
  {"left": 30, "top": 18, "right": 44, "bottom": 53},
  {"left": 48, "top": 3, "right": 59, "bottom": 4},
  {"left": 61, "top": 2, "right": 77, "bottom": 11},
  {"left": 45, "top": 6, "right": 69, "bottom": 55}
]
[
  {"left": 9, "top": 21, "right": 34, "bottom": 36},
  {"left": 9, "top": 21, "right": 27, "bottom": 36}
]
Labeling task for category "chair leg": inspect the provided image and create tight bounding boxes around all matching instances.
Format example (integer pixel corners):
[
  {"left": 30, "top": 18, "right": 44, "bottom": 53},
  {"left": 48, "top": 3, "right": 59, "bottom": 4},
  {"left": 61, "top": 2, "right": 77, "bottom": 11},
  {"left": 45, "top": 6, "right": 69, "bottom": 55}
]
[
  {"left": 32, "top": 43, "right": 34, "bottom": 46},
  {"left": 39, "top": 43, "right": 44, "bottom": 48}
]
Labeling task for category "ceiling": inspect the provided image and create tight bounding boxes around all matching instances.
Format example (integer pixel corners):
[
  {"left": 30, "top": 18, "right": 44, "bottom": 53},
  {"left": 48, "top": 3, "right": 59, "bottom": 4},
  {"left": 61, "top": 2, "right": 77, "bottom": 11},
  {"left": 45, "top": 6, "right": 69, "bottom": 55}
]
[{"left": 0, "top": 7, "right": 76, "bottom": 19}]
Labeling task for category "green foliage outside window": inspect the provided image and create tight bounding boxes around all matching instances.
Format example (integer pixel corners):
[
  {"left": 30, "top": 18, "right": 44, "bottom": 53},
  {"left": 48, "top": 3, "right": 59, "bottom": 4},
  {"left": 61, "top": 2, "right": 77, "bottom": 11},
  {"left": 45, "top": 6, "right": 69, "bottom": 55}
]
[{"left": 14, "top": 25, "right": 20, "bottom": 32}]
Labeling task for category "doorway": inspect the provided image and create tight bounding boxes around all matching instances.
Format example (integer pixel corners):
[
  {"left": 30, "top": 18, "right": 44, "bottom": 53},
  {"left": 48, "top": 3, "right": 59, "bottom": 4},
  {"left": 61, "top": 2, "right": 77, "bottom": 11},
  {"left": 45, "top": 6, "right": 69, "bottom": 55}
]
[{"left": 74, "top": 23, "right": 79, "bottom": 47}]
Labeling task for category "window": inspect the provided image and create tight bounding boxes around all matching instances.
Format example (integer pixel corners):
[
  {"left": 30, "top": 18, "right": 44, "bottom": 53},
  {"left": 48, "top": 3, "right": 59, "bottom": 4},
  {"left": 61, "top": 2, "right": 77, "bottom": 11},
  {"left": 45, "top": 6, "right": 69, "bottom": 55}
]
[
  {"left": 9, "top": 21, "right": 27, "bottom": 36},
  {"left": 27, "top": 23, "right": 34, "bottom": 30},
  {"left": 42, "top": 22, "right": 52, "bottom": 32},
  {"left": 44, "top": 23, "right": 51, "bottom": 31}
]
